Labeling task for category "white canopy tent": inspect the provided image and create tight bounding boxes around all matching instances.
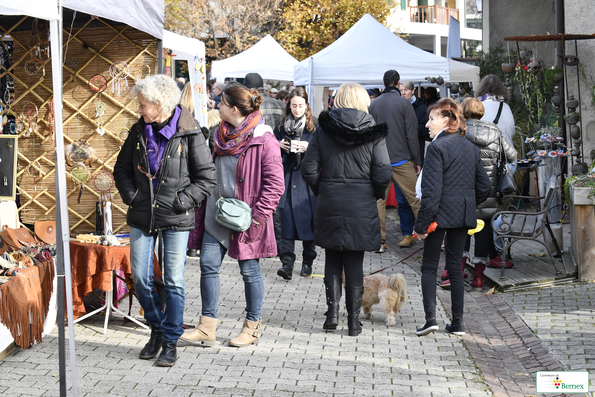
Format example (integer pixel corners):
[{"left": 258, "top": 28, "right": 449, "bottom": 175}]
[
  {"left": 293, "top": 14, "right": 480, "bottom": 102},
  {"left": 210, "top": 34, "right": 298, "bottom": 82},
  {"left": 1, "top": 2, "right": 164, "bottom": 395},
  {"left": 163, "top": 30, "right": 207, "bottom": 125}
]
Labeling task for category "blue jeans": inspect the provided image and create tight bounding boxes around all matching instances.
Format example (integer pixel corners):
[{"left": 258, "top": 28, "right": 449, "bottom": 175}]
[
  {"left": 200, "top": 232, "right": 264, "bottom": 322},
  {"left": 394, "top": 183, "right": 414, "bottom": 236},
  {"left": 129, "top": 227, "right": 189, "bottom": 344}
]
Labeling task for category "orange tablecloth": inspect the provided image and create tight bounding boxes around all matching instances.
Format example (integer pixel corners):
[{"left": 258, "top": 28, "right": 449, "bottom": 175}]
[{"left": 69, "top": 241, "right": 159, "bottom": 319}]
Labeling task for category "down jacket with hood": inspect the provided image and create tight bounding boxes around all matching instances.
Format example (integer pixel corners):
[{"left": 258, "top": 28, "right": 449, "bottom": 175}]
[
  {"left": 465, "top": 119, "right": 517, "bottom": 221},
  {"left": 300, "top": 109, "right": 392, "bottom": 252},
  {"left": 114, "top": 105, "right": 216, "bottom": 233}
]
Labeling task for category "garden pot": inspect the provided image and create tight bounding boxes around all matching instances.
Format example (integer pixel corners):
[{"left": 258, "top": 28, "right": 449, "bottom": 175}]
[
  {"left": 566, "top": 96, "right": 579, "bottom": 109},
  {"left": 566, "top": 113, "right": 580, "bottom": 125},
  {"left": 570, "top": 125, "right": 581, "bottom": 139},
  {"left": 570, "top": 185, "right": 595, "bottom": 205},
  {"left": 551, "top": 95, "right": 562, "bottom": 106},
  {"left": 501, "top": 63, "right": 515, "bottom": 73},
  {"left": 552, "top": 72, "right": 564, "bottom": 84},
  {"left": 571, "top": 163, "right": 589, "bottom": 176},
  {"left": 435, "top": 77, "right": 444, "bottom": 85}
]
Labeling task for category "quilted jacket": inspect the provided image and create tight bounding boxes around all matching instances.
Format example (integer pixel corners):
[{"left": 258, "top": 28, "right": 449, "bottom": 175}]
[
  {"left": 301, "top": 109, "right": 392, "bottom": 252},
  {"left": 465, "top": 119, "right": 517, "bottom": 221},
  {"left": 114, "top": 105, "right": 216, "bottom": 233},
  {"left": 414, "top": 131, "right": 491, "bottom": 234}
]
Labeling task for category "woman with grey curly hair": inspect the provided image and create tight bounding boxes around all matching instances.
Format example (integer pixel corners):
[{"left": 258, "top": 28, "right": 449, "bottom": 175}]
[{"left": 114, "top": 74, "right": 216, "bottom": 367}]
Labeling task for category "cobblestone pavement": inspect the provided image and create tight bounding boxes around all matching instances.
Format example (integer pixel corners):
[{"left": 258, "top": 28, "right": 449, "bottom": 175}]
[{"left": 0, "top": 209, "right": 592, "bottom": 396}]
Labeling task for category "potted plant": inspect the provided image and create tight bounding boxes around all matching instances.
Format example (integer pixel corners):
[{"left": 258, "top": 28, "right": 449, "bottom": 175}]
[
  {"left": 565, "top": 111, "right": 580, "bottom": 125},
  {"left": 565, "top": 172, "right": 595, "bottom": 205}
]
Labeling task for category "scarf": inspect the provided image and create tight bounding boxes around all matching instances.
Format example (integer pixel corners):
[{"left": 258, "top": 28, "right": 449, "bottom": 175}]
[
  {"left": 144, "top": 106, "right": 181, "bottom": 189},
  {"left": 283, "top": 114, "right": 306, "bottom": 140},
  {"left": 214, "top": 110, "right": 263, "bottom": 157}
]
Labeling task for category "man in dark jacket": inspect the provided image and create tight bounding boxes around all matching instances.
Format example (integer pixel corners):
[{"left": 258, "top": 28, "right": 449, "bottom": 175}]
[{"left": 369, "top": 69, "right": 421, "bottom": 251}]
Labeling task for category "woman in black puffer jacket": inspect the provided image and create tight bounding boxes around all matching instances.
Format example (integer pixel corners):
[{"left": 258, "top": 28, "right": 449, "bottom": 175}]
[
  {"left": 301, "top": 83, "right": 392, "bottom": 337},
  {"left": 462, "top": 98, "right": 517, "bottom": 290}
]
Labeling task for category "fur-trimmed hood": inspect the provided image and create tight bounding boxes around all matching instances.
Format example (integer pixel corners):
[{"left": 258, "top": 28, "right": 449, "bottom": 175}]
[{"left": 319, "top": 109, "right": 388, "bottom": 147}]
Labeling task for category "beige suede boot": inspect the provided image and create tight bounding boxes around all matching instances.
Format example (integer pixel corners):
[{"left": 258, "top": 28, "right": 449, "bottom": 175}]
[
  {"left": 228, "top": 319, "right": 261, "bottom": 347},
  {"left": 179, "top": 316, "right": 217, "bottom": 347}
]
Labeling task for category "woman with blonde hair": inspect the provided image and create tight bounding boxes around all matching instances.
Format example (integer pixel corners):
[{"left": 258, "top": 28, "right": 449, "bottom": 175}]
[
  {"left": 301, "top": 83, "right": 392, "bottom": 336},
  {"left": 181, "top": 83, "right": 284, "bottom": 348},
  {"left": 414, "top": 98, "right": 491, "bottom": 337}
]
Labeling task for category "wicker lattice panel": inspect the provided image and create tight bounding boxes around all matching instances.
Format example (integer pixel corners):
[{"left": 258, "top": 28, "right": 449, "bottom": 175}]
[{"left": 0, "top": 16, "right": 157, "bottom": 234}]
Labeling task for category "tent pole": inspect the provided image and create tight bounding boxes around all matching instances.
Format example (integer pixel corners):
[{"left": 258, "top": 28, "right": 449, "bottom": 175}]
[
  {"left": 308, "top": 57, "right": 313, "bottom": 108},
  {"left": 158, "top": 40, "right": 163, "bottom": 74},
  {"left": 51, "top": 5, "right": 79, "bottom": 396}
]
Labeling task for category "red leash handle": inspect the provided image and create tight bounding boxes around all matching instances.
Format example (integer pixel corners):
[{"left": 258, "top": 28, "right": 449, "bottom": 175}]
[{"left": 413, "top": 221, "right": 437, "bottom": 239}]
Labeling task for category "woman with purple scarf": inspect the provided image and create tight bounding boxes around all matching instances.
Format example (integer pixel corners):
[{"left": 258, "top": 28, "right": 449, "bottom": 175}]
[
  {"left": 114, "top": 75, "right": 216, "bottom": 367},
  {"left": 180, "top": 83, "right": 284, "bottom": 348}
]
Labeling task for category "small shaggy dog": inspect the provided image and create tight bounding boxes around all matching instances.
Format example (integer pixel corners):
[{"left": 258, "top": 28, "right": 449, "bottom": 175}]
[{"left": 361, "top": 273, "right": 408, "bottom": 326}]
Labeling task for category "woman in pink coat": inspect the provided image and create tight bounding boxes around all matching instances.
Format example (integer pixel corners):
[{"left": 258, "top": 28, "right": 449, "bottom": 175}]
[{"left": 181, "top": 83, "right": 284, "bottom": 348}]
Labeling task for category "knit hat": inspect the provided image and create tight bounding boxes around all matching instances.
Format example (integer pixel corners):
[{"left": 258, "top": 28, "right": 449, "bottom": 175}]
[{"left": 244, "top": 73, "right": 264, "bottom": 89}]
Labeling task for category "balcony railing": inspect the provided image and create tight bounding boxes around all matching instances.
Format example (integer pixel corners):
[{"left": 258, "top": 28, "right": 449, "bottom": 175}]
[{"left": 410, "top": 5, "right": 459, "bottom": 25}]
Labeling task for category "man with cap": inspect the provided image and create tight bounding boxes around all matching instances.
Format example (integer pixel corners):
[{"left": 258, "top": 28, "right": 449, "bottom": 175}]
[{"left": 244, "top": 73, "right": 285, "bottom": 130}]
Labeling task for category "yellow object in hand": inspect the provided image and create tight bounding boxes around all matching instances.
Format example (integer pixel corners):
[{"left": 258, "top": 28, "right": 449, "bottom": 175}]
[{"left": 468, "top": 219, "right": 485, "bottom": 235}]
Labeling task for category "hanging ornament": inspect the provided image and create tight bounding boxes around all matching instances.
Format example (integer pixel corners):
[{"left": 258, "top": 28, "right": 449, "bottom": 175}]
[
  {"left": 109, "top": 61, "right": 130, "bottom": 97},
  {"left": 89, "top": 74, "right": 107, "bottom": 94},
  {"left": 95, "top": 117, "right": 105, "bottom": 136}
]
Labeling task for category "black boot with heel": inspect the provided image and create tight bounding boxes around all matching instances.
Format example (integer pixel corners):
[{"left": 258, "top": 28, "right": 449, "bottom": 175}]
[
  {"left": 323, "top": 275, "right": 342, "bottom": 331},
  {"left": 345, "top": 286, "right": 364, "bottom": 336}
]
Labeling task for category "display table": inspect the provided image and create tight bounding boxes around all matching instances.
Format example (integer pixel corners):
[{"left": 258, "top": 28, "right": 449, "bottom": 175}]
[
  {"left": 69, "top": 241, "right": 160, "bottom": 332},
  {"left": 0, "top": 259, "right": 57, "bottom": 350}
]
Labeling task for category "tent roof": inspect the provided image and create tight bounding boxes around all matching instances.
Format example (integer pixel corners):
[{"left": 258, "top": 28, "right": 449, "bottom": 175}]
[
  {"left": 163, "top": 30, "right": 205, "bottom": 57},
  {"left": 63, "top": 0, "right": 163, "bottom": 39},
  {"left": 294, "top": 14, "right": 478, "bottom": 87},
  {"left": 210, "top": 34, "right": 297, "bottom": 81},
  {"left": 0, "top": 0, "right": 59, "bottom": 20}
]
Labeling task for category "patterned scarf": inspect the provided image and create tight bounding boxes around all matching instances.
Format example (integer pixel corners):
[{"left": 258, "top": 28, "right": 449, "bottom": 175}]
[{"left": 214, "top": 110, "right": 263, "bottom": 157}]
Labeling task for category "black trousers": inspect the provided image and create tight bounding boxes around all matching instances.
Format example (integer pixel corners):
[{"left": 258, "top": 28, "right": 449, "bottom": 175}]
[
  {"left": 464, "top": 222, "right": 498, "bottom": 260},
  {"left": 324, "top": 249, "right": 364, "bottom": 288},
  {"left": 421, "top": 227, "right": 467, "bottom": 322}
]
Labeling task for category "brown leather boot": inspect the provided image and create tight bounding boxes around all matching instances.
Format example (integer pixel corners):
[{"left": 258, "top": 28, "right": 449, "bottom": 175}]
[
  {"left": 229, "top": 319, "right": 261, "bottom": 347},
  {"left": 179, "top": 316, "right": 217, "bottom": 347}
]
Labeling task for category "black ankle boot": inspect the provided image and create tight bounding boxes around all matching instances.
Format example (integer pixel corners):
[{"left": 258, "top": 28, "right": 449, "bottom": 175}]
[
  {"left": 300, "top": 261, "right": 312, "bottom": 277},
  {"left": 277, "top": 264, "right": 294, "bottom": 280},
  {"left": 323, "top": 275, "right": 342, "bottom": 331},
  {"left": 139, "top": 327, "right": 163, "bottom": 359},
  {"left": 155, "top": 341, "right": 177, "bottom": 367},
  {"left": 345, "top": 286, "right": 364, "bottom": 337}
]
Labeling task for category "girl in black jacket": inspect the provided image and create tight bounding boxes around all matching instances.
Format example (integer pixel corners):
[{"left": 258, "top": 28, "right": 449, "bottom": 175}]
[
  {"left": 414, "top": 98, "right": 491, "bottom": 337},
  {"left": 301, "top": 83, "right": 392, "bottom": 337}
]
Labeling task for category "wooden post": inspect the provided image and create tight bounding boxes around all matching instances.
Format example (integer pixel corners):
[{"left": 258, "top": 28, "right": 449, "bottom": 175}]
[{"left": 570, "top": 201, "right": 595, "bottom": 281}]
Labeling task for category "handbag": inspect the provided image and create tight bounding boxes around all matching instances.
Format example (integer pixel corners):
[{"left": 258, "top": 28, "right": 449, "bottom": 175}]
[
  {"left": 213, "top": 170, "right": 252, "bottom": 232},
  {"left": 496, "top": 136, "right": 516, "bottom": 200}
]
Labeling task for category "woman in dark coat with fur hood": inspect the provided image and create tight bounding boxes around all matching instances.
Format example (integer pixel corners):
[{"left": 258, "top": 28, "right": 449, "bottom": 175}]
[{"left": 301, "top": 83, "right": 392, "bottom": 337}]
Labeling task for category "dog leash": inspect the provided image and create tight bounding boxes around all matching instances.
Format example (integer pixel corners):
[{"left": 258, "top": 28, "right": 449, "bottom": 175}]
[{"left": 369, "top": 246, "right": 423, "bottom": 275}]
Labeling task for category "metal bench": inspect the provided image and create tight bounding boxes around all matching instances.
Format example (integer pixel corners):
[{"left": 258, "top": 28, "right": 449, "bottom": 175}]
[{"left": 491, "top": 187, "right": 563, "bottom": 279}]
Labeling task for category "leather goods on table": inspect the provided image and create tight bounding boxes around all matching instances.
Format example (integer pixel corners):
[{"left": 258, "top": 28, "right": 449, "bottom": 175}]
[
  {"left": 0, "top": 226, "right": 38, "bottom": 250},
  {"left": 34, "top": 221, "right": 56, "bottom": 245}
]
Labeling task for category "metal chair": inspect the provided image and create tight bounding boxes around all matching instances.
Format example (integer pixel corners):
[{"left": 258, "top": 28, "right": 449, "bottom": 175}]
[{"left": 491, "top": 187, "right": 563, "bottom": 279}]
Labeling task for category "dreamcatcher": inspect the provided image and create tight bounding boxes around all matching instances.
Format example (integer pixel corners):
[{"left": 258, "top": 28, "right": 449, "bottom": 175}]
[
  {"left": 27, "top": 125, "right": 44, "bottom": 191},
  {"left": 15, "top": 101, "right": 38, "bottom": 138},
  {"left": 89, "top": 74, "right": 108, "bottom": 135},
  {"left": 45, "top": 97, "right": 55, "bottom": 140},
  {"left": 118, "top": 127, "right": 129, "bottom": 142},
  {"left": 65, "top": 114, "right": 96, "bottom": 167},
  {"left": 94, "top": 165, "right": 115, "bottom": 235},
  {"left": 140, "top": 64, "right": 151, "bottom": 79},
  {"left": 71, "top": 162, "right": 91, "bottom": 204},
  {"left": 109, "top": 61, "right": 130, "bottom": 97}
]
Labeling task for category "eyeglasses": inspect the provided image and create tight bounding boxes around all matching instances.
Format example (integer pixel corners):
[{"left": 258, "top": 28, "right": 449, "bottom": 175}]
[{"left": 137, "top": 157, "right": 164, "bottom": 180}]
